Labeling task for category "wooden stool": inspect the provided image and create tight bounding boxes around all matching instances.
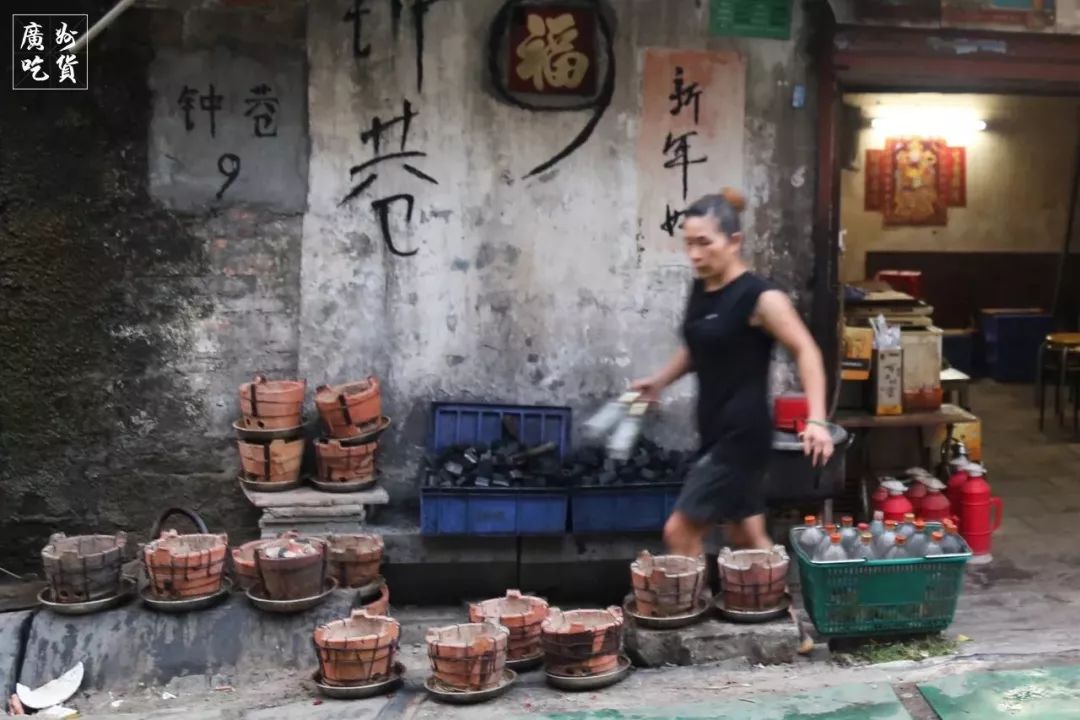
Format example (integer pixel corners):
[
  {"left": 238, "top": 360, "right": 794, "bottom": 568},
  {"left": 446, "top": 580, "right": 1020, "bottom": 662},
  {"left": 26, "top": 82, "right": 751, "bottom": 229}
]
[{"left": 1037, "top": 333, "right": 1080, "bottom": 430}]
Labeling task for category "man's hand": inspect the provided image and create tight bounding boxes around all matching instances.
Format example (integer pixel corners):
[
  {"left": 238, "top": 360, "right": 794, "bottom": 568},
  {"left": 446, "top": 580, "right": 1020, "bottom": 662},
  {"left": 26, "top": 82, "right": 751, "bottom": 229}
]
[
  {"left": 800, "top": 423, "right": 834, "bottom": 467},
  {"left": 629, "top": 376, "right": 663, "bottom": 404}
]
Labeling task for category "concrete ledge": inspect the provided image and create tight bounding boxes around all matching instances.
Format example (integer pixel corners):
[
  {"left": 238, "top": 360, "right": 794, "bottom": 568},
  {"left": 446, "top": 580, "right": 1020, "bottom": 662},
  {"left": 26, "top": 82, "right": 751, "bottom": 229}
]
[
  {"left": 20, "top": 591, "right": 365, "bottom": 693},
  {"left": 625, "top": 615, "right": 800, "bottom": 668},
  {"left": 1, "top": 610, "right": 33, "bottom": 696}
]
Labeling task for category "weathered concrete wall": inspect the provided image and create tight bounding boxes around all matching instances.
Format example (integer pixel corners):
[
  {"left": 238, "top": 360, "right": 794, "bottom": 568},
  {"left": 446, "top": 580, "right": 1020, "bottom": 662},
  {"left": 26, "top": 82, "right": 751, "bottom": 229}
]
[
  {"left": 299, "top": 0, "right": 820, "bottom": 501},
  {"left": 0, "top": 1, "right": 307, "bottom": 569}
]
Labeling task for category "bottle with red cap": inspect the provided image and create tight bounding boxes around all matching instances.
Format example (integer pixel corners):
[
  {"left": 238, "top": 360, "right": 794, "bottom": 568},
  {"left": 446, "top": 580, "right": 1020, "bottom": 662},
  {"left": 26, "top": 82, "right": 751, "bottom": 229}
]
[
  {"left": 798, "top": 515, "right": 825, "bottom": 557},
  {"left": 884, "top": 534, "right": 910, "bottom": 560},
  {"left": 814, "top": 532, "right": 848, "bottom": 562}
]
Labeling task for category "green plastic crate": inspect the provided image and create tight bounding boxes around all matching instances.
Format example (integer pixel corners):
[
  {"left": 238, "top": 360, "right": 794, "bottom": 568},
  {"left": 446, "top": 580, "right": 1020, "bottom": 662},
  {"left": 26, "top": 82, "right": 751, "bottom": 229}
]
[{"left": 790, "top": 525, "right": 971, "bottom": 638}]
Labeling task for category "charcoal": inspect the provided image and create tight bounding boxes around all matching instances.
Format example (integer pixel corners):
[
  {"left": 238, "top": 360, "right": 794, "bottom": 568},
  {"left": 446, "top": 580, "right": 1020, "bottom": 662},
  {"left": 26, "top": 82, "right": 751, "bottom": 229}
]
[
  {"left": 474, "top": 476, "right": 491, "bottom": 488},
  {"left": 509, "top": 469, "right": 526, "bottom": 481},
  {"left": 641, "top": 468, "right": 657, "bottom": 481},
  {"left": 463, "top": 448, "right": 479, "bottom": 466},
  {"left": 492, "top": 477, "right": 511, "bottom": 488}
]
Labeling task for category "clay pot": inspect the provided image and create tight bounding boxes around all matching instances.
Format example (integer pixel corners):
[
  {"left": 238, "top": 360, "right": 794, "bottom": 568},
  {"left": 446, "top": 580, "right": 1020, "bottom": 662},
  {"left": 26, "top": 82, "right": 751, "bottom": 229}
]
[
  {"left": 314, "top": 609, "right": 400, "bottom": 687},
  {"left": 144, "top": 530, "right": 228, "bottom": 599},
  {"left": 426, "top": 622, "right": 509, "bottom": 691},
  {"left": 231, "top": 538, "right": 272, "bottom": 591},
  {"left": 359, "top": 583, "right": 391, "bottom": 617},
  {"left": 630, "top": 552, "right": 705, "bottom": 617},
  {"left": 41, "top": 533, "right": 128, "bottom": 603},
  {"left": 315, "top": 439, "right": 377, "bottom": 483},
  {"left": 238, "top": 376, "right": 305, "bottom": 430},
  {"left": 541, "top": 607, "right": 623, "bottom": 676},
  {"left": 237, "top": 437, "right": 304, "bottom": 483},
  {"left": 717, "top": 545, "right": 789, "bottom": 611},
  {"left": 468, "top": 589, "right": 549, "bottom": 661},
  {"left": 315, "top": 379, "right": 381, "bottom": 439},
  {"left": 255, "top": 532, "right": 327, "bottom": 600},
  {"left": 326, "top": 534, "right": 384, "bottom": 588}
]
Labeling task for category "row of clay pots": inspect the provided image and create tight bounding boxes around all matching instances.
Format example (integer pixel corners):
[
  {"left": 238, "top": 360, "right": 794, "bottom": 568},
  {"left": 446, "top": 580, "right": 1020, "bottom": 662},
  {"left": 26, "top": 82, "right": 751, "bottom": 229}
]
[
  {"left": 41, "top": 533, "right": 128, "bottom": 603},
  {"left": 236, "top": 376, "right": 382, "bottom": 440},
  {"left": 237, "top": 436, "right": 379, "bottom": 486},
  {"left": 232, "top": 533, "right": 384, "bottom": 592}
]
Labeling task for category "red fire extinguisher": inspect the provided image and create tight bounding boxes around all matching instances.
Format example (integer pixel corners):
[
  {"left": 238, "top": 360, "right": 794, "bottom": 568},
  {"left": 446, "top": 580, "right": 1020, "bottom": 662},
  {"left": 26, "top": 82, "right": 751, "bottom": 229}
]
[
  {"left": 958, "top": 464, "right": 1003, "bottom": 557},
  {"left": 880, "top": 479, "right": 914, "bottom": 523},
  {"left": 919, "top": 477, "right": 952, "bottom": 522},
  {"left": 947, "top": 458, "right": 970, "bottom": 514}
]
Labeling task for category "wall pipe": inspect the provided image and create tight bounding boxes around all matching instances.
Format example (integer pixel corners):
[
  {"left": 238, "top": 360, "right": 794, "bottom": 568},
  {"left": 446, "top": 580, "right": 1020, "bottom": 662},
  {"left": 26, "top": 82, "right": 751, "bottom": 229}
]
[{"left": 63, "top": 0, "right": 139, "bottom": 55}]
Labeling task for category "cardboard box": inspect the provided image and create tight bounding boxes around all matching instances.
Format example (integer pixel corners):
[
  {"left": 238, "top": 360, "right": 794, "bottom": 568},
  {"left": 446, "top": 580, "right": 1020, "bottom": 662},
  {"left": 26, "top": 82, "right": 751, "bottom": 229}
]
[
  {"left": 872, "top": 348, "right": 903, "bottom": 416},
  {"left": 842, "top": 326, "right": 874, "bottom": 381},
  {"left": 901, "top": 327, "right": 943, "bottom": 412}
]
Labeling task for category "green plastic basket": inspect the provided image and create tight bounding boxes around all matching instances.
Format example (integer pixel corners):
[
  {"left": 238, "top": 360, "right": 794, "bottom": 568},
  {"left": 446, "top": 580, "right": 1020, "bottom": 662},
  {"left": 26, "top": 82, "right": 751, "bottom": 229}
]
[{"left": 790, "top": 525, "right": 971, "bottom": 638}]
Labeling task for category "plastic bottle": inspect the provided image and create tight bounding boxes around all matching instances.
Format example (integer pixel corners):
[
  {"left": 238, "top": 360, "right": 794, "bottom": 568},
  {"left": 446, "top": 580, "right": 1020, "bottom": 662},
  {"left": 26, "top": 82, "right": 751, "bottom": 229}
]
[
  {"left": 814, "top": 532, "right": 848, "bottom": 562},
  {"left": 897, "top": 513, "right": 917, "bottom": 540},
  {"left": 884, "top": 534, "right": 909, "bottom": 560},
  {"left": 839, "top": 516, "right": 859, "bottom": 554},
  {"left": 798, "top": 515, "right": 824, "bottom": 557},
  {"left": 816, "top": 523, "right": 838, "bottom": 556},
  {"left": 940, "top": 521, "right": 964, "bottom": 554},
  {"left": 906, "top": 520, "right": 929, "bottom": 557},
  {"left": 852, "top": 531, "right": 875, "bottom": 560},
  {"left": 582, "top": 391, "right": 639, "bottom": 441},
  {"left": 869, "top": 511, "right": 885, "bottom": 541},
  {"left": 873, "top": 520, "right": 898, "bottom": 558},
  {"left": 924, "top": 530, "right": 944, "bottom": 557}
]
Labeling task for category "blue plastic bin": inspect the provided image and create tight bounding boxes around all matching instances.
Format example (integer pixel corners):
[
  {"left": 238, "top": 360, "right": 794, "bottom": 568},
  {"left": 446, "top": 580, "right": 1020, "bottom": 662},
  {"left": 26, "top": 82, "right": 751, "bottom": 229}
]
[
  {"left": 420, "top": 402, "right": 572, "bottom": 536},
  {"left": 570, "top": 483, "right": 682, "bottom": 533}
]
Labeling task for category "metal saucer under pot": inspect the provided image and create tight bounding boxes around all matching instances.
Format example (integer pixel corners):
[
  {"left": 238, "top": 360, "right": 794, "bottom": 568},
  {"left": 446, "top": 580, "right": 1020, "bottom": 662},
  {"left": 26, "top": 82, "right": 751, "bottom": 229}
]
[
  {"left": 312, "top": 662, "right": 405, "bottom": 700},
  {"left": 424, "top": 668, "right": 517, "bottom": 705},
  {"left": 141, "top": 578, "right": 233, "bottom": 613},
  {"left": 714, "top": 593, "right": 792, "bottom": 623},
  {"left": 38, "top": 578, "right": 137, "bottom": 616},
  {"left": 623, "top": 593, "right": 711, "bottom": 630},
  {"left": 545, "top": 655, "right": 632, "bottom": 691},
  {"left": 246, "top": 577, "right": 338, "bottom": 614}
]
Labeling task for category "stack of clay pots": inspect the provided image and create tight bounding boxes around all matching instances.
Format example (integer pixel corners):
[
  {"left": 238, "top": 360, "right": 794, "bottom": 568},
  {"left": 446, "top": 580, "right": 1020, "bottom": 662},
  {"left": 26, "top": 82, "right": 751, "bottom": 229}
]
[
  {"left": 629, "top": 552, "right": 706, "bottom": 617},
  {"left": 326, "top": 533, "right": 389, "bottom": 614},
  {"left": 236, "top": 376, "right": 306, "bottom": 491},
  {"left": 540, "top": 607, "right": 624, "bottom": 676},
  {"left": 717, "top": 545, "right": 790, "bottom": 612},
  {"left": 426, "top": 622, "right": 510, "bottom": 691},
  {"left": 313, "top": 378, "right": 383, "bottom": 490},
  {"left": 468, "top": 590, "right": 549, "bottom": 664},
  {"left": 253, "top": 532, "right": 329, "bottom": 601},
  {"left": 41, "top": 532, "right": 128, "bottom": 604},
  {"left": 144, "top": 529, "right": 229, "bottom": 600},
  {"left": 314, "top": 609, "right": 401, "bottom": 687}
]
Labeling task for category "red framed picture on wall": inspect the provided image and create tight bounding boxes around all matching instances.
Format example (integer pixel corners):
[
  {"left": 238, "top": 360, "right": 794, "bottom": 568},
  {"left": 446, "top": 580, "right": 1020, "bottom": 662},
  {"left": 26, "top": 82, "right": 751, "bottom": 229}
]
[
  {"left": 507, "top": 5, "right": 598, "bottom": 96},
  {"left": 882, "top": 137, "right": 948, "bottom": 226}
]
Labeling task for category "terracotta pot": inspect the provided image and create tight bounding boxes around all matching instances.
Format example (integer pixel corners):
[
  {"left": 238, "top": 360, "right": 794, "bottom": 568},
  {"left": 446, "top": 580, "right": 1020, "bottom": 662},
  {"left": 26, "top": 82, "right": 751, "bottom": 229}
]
[
  {"left": 630, "top": 552, "right": 705, "bottom": 617},
  {"left": 468, "top": 589, "right": 549, "bottom": 660},
  {"left": 231, "top": 538, "right": 272, "bottom": 591},
  {"left": 238, "top": 376, "right": 305, "bottom": 430},
  {"left": 315, "top": 440, "right": 377, "bottom": 483},
  {"left": 326, "top": 534, "right": 384, "bottom": 588},
  {"left": 541, "top": 607, "right": 623, "bottom": 676},
  {"left": 359, "top": 583, "right": 391, "bottom": 617},
  {"left": 426, "top": 622, "right": 508, "bottom": 691},
  {"left": 717, "top": 545, "right": 789, "bottom": 611},
  {"left": 144, "top": 530, "right": 228, "bottom": 599},
  {"left": 315, "top": 379, "right": 381, "bottom": 439},
  {"left": 237, "top": 437, "right": 304, "bottom": 483},
  {"left": 41, "top": 533, "right": 128, "bottom": 603},
  {"left": 314, "top": 609, "right": 400, "bottom": 687},
  {"left": 255, "top": 533, "right": 327, "bottom": 600}
]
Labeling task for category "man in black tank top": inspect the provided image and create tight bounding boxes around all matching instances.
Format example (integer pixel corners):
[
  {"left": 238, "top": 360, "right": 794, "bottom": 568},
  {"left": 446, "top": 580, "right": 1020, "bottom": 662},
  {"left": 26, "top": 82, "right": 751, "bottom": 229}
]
[{"left": 631, "top": 189, "right": 833, "bottom": 557}]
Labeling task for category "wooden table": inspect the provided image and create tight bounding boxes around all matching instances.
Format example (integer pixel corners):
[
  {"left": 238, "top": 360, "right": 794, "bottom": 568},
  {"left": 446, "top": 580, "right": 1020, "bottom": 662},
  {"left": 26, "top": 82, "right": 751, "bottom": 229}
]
[
  {"left": 830, "top": 404, "right": 978, "bottom": 522},
  {"left": 940, "top": 368, "right": 972, "bottom": 409}
]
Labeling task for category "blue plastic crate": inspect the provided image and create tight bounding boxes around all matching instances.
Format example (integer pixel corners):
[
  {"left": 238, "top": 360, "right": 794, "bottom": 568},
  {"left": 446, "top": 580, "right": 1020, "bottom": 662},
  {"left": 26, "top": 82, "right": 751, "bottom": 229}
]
[
  {"left": 430, "top": 402, "right": 572, "bottom": 458},
  {"left": 421, "top": 402, "right": 572, "bottom": 536},
  {"left": 570, "top": 483, "right": 682, "bottom": 533}
]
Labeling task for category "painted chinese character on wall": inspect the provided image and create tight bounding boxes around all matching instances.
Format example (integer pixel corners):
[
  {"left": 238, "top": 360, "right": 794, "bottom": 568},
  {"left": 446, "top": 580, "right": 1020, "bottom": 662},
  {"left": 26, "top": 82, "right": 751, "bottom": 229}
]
[{"left": 508, "top": 6, "right": 597, "bottom": 96}]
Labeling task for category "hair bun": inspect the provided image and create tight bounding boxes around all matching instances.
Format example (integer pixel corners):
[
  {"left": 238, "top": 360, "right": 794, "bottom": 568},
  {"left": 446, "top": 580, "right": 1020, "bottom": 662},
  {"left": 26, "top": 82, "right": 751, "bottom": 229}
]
[{"left": 720, "top": 187, "right": 746, "bottom": 211}]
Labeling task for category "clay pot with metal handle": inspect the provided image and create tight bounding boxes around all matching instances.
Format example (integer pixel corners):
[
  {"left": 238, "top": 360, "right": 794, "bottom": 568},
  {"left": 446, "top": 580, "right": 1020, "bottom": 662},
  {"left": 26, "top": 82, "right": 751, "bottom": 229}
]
[
  {"left": 143, "top": 530, "right": 228, "bottom": 599},
  {"left": 468, "top": 589, "right": 549, "bottom": 660},
  {"left": 325, "top": 534, "right": 384, "bottom": 588},
  {"left": 630, "top": 552, "right": 704, "bottom": 617},
  {"left": 238, "top": 375, "right": 305, "bottom": 430},
  {"left": 237, "top": 437, "right": 304, "bottom": 483},
  {"left": 541, "top": 607, "right": 623, "bottom": 676},
  {"left": 717, "top": 545, "right": 789, "bottom": 611},
  {"left": 314, "top": 609, "right": 400, "bottom": 686},
  {"left": 231, "top": 538, "right": 272, "bottom": 591},
  {"left": 315, "top": 379, "right": 381, "bottom": 439},
  {"left": 254, "top": 532, "right": 328, "bottom": 600},
  {"left": 42, "top": 533, "right": 128, "bottom": 603},
  {"left": 315, "top": 439, "right": 377, "bottom": 483},
  {"left": 426, "top": 622, "right": 509, "bottom": 690}
]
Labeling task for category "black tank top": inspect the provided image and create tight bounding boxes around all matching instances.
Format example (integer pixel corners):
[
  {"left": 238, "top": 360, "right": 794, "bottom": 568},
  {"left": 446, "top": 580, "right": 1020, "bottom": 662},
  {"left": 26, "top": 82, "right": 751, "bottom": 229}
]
[{"left": 681, "top": 272, "right": 776, "bottom": 470}]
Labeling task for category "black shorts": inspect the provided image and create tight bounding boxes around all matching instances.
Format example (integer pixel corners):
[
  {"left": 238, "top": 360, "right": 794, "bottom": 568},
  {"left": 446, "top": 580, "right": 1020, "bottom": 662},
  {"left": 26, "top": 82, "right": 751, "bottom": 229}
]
[{"left": 672, "top": 451, "right": 766, "bottom": 525}]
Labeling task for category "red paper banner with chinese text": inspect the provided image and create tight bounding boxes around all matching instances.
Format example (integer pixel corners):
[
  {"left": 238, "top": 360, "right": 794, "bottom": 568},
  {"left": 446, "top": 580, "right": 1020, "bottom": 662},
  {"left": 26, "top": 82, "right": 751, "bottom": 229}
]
[
  {"left": 939, "top": 145, "right": 966, "bottom": 207},
  {"left": 865, "top": 149, "right": 885, "bottom": 212}
]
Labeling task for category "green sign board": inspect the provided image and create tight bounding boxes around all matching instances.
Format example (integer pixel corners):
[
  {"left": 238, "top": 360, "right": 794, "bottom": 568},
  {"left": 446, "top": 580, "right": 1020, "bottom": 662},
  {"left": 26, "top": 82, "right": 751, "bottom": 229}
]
[{"left": 709, "top": 0, "right": 793, "bottom": 40}]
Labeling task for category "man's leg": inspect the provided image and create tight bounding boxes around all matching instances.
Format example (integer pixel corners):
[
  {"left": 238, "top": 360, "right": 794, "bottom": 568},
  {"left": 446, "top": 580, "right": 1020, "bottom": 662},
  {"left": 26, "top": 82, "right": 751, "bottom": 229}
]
[
  {"left": 736, "top": 513, "right": 773, "bottom": 550},
  {"left": 663, "top": 511, "right": 709, "bottom": 557},
  {"left": 722, "top": 522, "right": 747, "bottom": 549}
]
